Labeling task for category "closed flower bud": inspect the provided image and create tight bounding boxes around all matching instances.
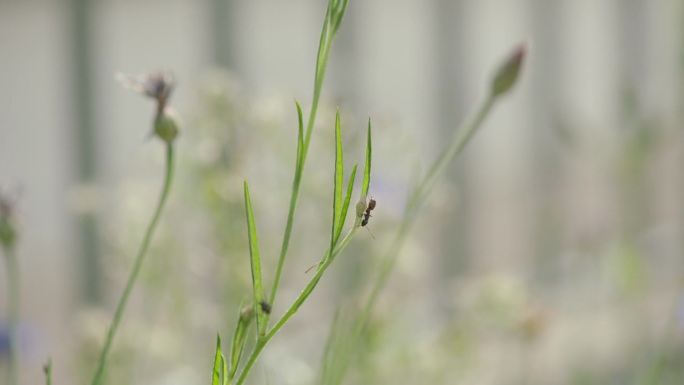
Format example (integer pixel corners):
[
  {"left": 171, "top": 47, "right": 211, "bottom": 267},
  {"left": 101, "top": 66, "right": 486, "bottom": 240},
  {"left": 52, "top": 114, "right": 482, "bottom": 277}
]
[
  {"left": 240, "top": 305, "right": 254, "bottom": 322},
  {"left": 0, "top": 196, "right": 17, "bottom": 250},
  {"left": 154, "top": 107, "right": 180, "bottom": 144},
  {"left": 355, "top": 198, "right": 367, "bottom": 218},
  {"left": 491, "top": 44, "right": 526, "bottom": 98}
]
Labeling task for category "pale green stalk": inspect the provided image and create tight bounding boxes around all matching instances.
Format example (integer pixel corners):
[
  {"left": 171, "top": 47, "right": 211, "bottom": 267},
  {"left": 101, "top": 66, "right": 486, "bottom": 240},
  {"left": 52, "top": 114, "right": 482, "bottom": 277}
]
[
  {"left": 371, "top": 95, "right": 495, "bottom": 305},
  {"left": 90, "top": 143, "right": 175, "bottom": 385},
  {"left": 325, "top": 44, "right": 526, "bottom": 384},
  {"left": 269, "top": 0, "right": 348, "bottom": 311},
  {"left": 329, "top": 95, "right": 504, "bottom": 384}
]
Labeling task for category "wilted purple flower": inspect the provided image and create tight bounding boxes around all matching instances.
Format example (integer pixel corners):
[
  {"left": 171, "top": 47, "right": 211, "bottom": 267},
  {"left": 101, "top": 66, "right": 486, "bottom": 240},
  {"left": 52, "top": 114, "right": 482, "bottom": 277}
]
[
  {"left": 116, "top": 71, "right": 175, "bottom": 112},
  {"left": 116, "top": 71, "right": 179, "bottom": 144}
]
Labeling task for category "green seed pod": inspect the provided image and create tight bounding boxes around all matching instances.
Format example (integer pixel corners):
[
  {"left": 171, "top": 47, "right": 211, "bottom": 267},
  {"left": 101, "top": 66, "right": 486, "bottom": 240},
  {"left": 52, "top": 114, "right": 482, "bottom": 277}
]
[
  {"left": 154, "top": 108, "right": 180, "bottom": 144},
  {"left": 491, "top": 44, "right": 526, "bottom": 98}
]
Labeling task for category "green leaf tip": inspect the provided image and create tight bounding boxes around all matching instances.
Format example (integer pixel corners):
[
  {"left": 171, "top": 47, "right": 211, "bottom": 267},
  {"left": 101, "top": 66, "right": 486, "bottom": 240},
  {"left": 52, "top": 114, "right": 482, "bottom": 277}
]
[
  {"left": 331, "top": 110, "right": 344, "bottom": 253},
  {"left": 361, "top": 118, "right": 373, "bottom": 199},
  {"left": 491, "top": 43, "right": 527, "bottom": 98},
  {"left": 212, "top": 334, "right": 224, "bottom": 385}
]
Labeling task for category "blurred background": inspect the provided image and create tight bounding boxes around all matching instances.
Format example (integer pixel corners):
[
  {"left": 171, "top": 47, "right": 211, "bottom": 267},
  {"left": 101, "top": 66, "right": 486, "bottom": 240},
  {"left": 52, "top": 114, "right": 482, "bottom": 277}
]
[{"left": 1, "top": 0, "right": 684, "bottom": 384}]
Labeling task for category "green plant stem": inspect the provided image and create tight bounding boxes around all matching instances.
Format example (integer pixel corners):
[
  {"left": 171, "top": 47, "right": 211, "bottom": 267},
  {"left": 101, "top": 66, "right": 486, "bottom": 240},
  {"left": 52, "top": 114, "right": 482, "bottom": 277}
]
[
  {"left": 380, "top": 95, "right": 494, "bottom": 296},
  {"left": 269, "top": 21, "right": 335, "bottom": 311},
  {"left": 3, "top": 244, "right": 19, "bottom": 385},
  {"left": 90, "top": 143, "right": 175, "bottom": 385},
  {"left": 350, "top": 94, "right": 497, "bottom": 371},
  {"left": 235, "top": 227, "right": 359, "bottom": 385}
]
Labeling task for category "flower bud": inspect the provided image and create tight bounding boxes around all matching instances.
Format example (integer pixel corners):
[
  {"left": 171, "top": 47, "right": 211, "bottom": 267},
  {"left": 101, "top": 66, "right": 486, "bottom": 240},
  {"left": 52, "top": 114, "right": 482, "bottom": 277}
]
[
  {"left": 491, "top": 44, "right": 526, "bottom": 98},
  {"left": 154, "top": 107, "right": 180, "bottom": 145},
  {"left": 355, "top": 198, "right": 367, "bottom": 218},
  {"left": 240, "top": 304, "right": 254, "bottom": 322},
  {"left": 0, "top": 197, "right": 17, "bottom": 250}
]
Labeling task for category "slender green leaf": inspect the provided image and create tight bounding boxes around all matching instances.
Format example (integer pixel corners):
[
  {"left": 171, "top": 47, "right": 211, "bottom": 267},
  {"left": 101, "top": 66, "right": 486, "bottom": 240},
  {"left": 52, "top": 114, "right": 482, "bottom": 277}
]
[
  {"left": 268, "top": 101, "right": 306, "bottom": 313},
  {"left": 360, "top": 118, "right": 372, "bottom": 198},
  {"left": 295, "top": 100, "right": 304, "bottom": 173},
  {"left": 334, "top": 164, "right": 357, "bottom": 246},
  {"left": 212, "top": 334, "right": 223, "bottom": 385},
  {"left": 229, "top": 304, "right": 253, "bottom": 380},
  {"left": 221, "top": 353, "right": 229, "bottom": 385},
  {"left": 330, "top": 110, "right": 344, "bottom": 256},
  {"left": 243, "top": 181, "right": 265, "bottom": 336}
]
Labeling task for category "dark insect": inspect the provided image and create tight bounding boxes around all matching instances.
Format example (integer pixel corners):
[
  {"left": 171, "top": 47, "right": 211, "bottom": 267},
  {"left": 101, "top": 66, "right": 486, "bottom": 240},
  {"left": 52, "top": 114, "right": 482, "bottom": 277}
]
[
  {"left": 361, "top": 197, "right": 376, "bottom": 227},
  {"left": 259, "top": 300, "right": 272, "bottom": 314},
  {"left": 358, "top": 197, "right": 377, "bottom": 239}
]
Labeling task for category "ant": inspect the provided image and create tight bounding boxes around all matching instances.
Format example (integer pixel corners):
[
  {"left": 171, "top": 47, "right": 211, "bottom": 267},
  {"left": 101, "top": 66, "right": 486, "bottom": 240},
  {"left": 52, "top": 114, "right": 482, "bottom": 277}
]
[
  {"left": 356, "top": 196, "right": 376, "bottom": 239},
  {"left": 361, "top": 197, "right": 376, "bottom": 227},
  {"left": 305, "top": 196, "right": 379, "bottom": 274},
  {"left": 259, "top": 299, "right": 272, "bottom": 314}
]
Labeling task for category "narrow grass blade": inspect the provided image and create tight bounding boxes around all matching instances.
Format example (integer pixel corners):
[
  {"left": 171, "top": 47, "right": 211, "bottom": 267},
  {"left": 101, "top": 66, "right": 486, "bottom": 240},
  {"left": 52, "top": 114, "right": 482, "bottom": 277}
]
[
  {"left": 334, "top": 164, "right": 357, "bottom": 246},
  {"left": 360, "top": 118, "right": 372, "bottom": 198},
  {"left": 243, "top": 181, "right": 266, "bottom": 336},
  {"left": 330, "top": 111, "right": 344, "bottom": 256},
  {"left": 212, "top": 334, "right": 223, "bottom": 385},
  {"left": 229, "top": 305, "right": 253, "bottom": 381}
]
